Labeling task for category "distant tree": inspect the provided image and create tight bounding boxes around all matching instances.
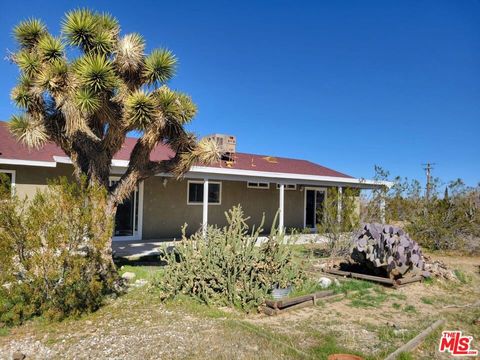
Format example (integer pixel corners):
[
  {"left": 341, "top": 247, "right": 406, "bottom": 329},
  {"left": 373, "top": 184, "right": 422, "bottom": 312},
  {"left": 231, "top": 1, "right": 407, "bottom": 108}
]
[{"left": 8, "top": 9, "right": 219, "bottom": 251}]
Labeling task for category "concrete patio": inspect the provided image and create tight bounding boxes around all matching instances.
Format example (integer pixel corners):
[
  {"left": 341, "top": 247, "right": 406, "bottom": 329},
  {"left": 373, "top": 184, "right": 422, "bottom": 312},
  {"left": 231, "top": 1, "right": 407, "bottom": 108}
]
[
  {"left": 112, "top": 239, "right": 177, "bottom": 258},
  {"left": 112, "top": 234, "right": 328, "bottom": 259}
]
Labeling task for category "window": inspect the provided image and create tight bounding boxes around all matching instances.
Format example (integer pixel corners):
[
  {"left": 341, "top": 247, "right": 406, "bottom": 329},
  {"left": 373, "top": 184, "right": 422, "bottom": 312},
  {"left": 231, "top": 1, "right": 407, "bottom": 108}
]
[
  {"left": 276, "top": 184, "right": 297, "bottom": 191},
  {"left": 188, "top": 181, "right": 221, "bottom": 205},
  {"left": 0, "top": 170, "right": 15, "bottom": 198},
  {"left": 247, "top": 182, "right": 270, "bottom": 189}
]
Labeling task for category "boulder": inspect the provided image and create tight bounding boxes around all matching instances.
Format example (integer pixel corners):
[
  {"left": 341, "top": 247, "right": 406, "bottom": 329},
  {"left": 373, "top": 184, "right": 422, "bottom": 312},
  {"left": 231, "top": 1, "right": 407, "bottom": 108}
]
[
  {"left": 13, "top": 352, "right": 26, "bottom": 360},
  {"left": 121, "top": 272, "right": 136, "bottom": 281},
  {"left": 318, "top": 277, "right": 332, "bottom": 289}
]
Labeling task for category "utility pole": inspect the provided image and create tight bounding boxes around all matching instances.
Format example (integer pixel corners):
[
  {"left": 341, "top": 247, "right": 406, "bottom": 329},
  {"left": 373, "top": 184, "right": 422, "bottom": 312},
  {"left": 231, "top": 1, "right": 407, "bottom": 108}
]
[{"left": 422, "top": 163, "right": 435, "bottom": 200}]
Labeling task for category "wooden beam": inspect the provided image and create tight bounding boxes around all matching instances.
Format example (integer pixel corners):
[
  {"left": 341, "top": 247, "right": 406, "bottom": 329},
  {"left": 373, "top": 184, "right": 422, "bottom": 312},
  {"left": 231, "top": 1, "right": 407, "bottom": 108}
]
[
  {"left": 384, "top": 319, "right": 445, "bottom": 360},
  {"left": 324, "top": 269, "right": 396, "bottom": 285}
]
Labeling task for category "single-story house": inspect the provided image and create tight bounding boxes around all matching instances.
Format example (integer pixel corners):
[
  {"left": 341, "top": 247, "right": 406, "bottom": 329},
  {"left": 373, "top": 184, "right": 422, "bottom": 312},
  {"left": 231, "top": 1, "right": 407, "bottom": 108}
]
[{"left": 0, "top": 122, "right": 389, "bottom": 241}]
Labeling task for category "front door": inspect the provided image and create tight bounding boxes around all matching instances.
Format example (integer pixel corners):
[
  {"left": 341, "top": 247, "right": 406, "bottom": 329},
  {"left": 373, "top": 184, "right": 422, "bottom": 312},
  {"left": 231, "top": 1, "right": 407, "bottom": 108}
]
[
  {"left": 110, "top": 178, "right": 143, "bottom": 241},
  {"left": 304, "top": 188, "right": 326, "bottom": 230}
]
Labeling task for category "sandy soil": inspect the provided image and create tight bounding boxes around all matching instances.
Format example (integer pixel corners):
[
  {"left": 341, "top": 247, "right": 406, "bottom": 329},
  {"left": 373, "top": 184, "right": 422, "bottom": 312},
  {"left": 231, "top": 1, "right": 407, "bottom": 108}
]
[{"left": 0, "top": 253, "right": 478, "bottom": 360}]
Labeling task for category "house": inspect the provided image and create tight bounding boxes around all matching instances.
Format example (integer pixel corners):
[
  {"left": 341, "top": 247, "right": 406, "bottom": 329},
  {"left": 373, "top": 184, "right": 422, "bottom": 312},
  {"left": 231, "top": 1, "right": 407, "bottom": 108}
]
[{"left": 0, "top": 122, "right": 389, "bottom": 241}]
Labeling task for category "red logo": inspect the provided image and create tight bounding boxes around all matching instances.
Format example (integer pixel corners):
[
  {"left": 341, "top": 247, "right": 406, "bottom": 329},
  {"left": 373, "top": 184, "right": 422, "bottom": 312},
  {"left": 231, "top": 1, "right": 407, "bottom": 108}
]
[{"left": 439, "top": 331, "right": 478, "bottom": 356}]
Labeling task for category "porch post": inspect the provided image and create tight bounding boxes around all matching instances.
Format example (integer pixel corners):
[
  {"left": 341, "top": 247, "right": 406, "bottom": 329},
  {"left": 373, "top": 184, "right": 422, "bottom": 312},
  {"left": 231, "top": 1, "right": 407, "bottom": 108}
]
[
  {"left": 279, "top": 184, "right": 285, "bottom": 234},
  {"left": 202, "top": 179, "right": 209, "bottom": 237},
  {"left": 337, "top": 186, "right": 343, "bottom": 223}
]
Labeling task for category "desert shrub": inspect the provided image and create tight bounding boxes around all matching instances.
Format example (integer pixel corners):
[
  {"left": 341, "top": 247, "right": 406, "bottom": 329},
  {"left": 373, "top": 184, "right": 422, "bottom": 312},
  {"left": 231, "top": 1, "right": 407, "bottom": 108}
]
[
  {"left": 317, "top": 187, "right": 360, "bottom": 256},
  {"left": 405, "top": 188, "right": 480, "bottom": 251},
  {"left": 361, "top": 167, "right": 480, "bottom": 252},
  {"left": 155, "top": 206, "right": 306, "bottom": 311},
  {"left": 0, "top": 177, "right": 119, "bottom": 325}
]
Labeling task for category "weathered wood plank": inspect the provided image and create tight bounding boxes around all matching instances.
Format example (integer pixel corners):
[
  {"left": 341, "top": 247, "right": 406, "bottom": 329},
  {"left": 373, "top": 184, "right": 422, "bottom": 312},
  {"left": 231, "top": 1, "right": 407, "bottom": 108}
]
[
  {"left": 395, "top": 276, "right": 424, "bottom": 285},
  {"left": 324, "top": 269, "right": 397, "bottom": 285},
  {"left": 384, "top": 319, "right": 445, "bottom": 360},
  {"left": 266, "top": 290, "right": 336, "bottom": 309}
]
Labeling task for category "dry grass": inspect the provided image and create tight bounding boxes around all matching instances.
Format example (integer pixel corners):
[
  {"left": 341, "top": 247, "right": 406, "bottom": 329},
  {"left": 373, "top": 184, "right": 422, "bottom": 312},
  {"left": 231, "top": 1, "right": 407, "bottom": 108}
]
[{"left": 0, "top": 251, "right": 478, "bottom": 360}]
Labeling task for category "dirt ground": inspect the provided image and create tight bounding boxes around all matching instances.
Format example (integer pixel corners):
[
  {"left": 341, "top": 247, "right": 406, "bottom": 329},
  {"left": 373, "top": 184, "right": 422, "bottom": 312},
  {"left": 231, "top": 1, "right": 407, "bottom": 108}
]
[{"left": 0, "top": 253, "right": 479, "bottom": 360}]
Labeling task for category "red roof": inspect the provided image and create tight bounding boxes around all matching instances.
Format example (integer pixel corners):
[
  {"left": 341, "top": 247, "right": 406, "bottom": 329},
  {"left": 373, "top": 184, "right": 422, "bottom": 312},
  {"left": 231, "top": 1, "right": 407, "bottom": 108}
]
[{"left": 0, "top": 122, "right": 352, "bottom": 178}]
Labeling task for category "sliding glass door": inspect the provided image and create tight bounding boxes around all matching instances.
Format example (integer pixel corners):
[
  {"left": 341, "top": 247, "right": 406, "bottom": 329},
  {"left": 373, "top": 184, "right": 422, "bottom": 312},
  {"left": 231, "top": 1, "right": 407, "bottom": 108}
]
[
  {"left": 304, "top": 188, "right": 326, "bottom": 230},
  {"left": 110, "top": 178, "right": 143, "bottom": 241}
]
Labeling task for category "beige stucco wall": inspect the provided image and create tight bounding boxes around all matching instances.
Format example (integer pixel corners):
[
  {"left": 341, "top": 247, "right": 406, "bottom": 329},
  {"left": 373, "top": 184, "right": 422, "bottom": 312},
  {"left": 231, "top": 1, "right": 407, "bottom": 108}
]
[
  {"left": 0, "top": 164, "right": 74, "bottom": 199},
  {"left": 142, "top": 177, "right": 306, "bottom": 239},
  {"left": 1, "top": 164, "right": 356, "bottom": 240}
]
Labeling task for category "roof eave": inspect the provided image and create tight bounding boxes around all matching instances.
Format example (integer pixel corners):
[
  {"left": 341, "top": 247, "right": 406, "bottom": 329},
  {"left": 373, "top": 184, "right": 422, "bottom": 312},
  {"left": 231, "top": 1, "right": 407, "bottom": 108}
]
[{"left": 2, "top": 156, "right": 391, "bottom": 189}]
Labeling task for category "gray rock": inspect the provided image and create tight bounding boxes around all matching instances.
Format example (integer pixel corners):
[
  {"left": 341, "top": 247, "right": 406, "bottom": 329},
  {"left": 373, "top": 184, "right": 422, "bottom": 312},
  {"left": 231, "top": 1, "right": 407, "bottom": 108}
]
[
  {"left": 318, "top": 277, "right": 332, "bottom": 289},
  {"left": 13, "top": 352, "right": 26, "bottom": 360},
  {"left": 134, "top": 279, "right": 148, "bottom": 287},
  {"left": 121, "top": 272, "right": 136, "bottom": 281}
]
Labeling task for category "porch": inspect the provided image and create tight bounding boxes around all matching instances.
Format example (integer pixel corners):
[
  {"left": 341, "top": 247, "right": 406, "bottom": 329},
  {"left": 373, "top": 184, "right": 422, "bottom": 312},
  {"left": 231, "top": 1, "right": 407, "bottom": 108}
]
[{"left": 111, "top": 170, "right": 389, "bottom": 242}]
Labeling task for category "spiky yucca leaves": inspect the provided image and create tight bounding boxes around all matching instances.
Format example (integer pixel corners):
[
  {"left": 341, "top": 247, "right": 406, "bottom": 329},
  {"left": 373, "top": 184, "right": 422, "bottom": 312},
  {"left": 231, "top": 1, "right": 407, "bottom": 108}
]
[
  {"left": 62, "top": 9, "right": 119, "bottom": 54},
  {"left": 11, "top": 76, "right": 33, "bottom": 109},
  {"left": 174, "top": 137, "right": 220, "bottom": 177},
  {"left": 95, "top": 12, "right": 119, "bottom": 35},
  {"left": 155, "top": 86, "right": 197, "bottom": 124},
  {"left": 15, "top": 51, "right": 41, "bottom": 77},
  {"left": 35, "top": 59, "right": 69, "bottom": 94},
  {"left": 13, "top": 18, "right": 47, "bottom": 49},
  {"left": 11, "top": 76, "right": 45, "bottom": 113},
  {"left": 75, "top": 88, "right": 101, "bottom": 114},
  {"left": 125, "top": 91, "right": 159, "bottom": 129},
  {"left": 75, "top": 54, "right": 117, "bottom": 92},
  {"left": 115, "top": 33, "right": 145, "bottom": 74},
  {"left": 9, "top": 115, "right": 48, "bottom": 149},
  {"left": 143, "top": 49, "right": 177, "bottom": 86},
  {"left": 90, "top": 31, "right": 115, "bottom": 55},
  {"left": 37, "top": 35, "right": 64, "bottom": 62},
  {"left": 61, "top": 9, "right": 97, "bottom": 49}
]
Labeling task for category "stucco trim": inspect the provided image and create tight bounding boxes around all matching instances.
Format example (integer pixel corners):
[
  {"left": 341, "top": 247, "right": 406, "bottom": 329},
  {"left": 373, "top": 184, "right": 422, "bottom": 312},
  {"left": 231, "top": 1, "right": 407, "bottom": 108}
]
[
  {"left": 51, "top": 155, "right": 393, "bottom": 188},
  {"left": 0, "top": 158, "right": 57, "bottom": 167}
]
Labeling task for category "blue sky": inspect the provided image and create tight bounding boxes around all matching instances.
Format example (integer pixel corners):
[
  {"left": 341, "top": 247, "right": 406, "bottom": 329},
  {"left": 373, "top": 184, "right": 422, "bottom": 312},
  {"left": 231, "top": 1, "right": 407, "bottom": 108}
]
[{"left": 1, "top": 0, "right": 479, "bottom": 187}]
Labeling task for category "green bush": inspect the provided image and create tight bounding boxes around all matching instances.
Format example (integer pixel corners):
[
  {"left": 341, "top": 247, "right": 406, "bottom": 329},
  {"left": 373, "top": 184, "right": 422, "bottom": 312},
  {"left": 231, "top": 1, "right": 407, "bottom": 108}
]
[
  {"left": 362, "top": 167, "right": 480, "bottom": 252},
  {"left": 155, "top": 206, "right": 305, "bottom": 311},
  {"left": 0, "top": 177, "right": 119, "bottom": 325},
  {"left": 405, "top": 189, "right": 480, "bottom": 251}
]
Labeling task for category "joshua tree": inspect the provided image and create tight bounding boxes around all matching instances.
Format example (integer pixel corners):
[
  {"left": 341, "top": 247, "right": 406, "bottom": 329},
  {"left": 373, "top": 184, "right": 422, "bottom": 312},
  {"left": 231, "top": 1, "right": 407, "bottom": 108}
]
[{"left": 8, "top": 10, "right": 219, "bottom": 223}]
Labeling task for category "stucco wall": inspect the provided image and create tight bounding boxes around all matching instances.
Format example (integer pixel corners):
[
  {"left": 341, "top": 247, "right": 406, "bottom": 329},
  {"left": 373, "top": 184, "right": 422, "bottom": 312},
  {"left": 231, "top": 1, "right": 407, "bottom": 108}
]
[
  {"left": 142, "top": 177, "right": 306, "bottom": 239},
  {"left": 1, "top": 164, "right": 357, "bottom": 240},
  {"left": 0, "top": 164, "right": 74, "bottom": 199}
]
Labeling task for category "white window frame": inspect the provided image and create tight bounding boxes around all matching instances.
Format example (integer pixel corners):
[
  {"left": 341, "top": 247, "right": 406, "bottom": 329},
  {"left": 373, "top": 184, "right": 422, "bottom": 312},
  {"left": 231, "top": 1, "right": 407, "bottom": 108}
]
[
  {"left": 0, "top": 169, "right": 16, "bottom": 196},
  {"left": 276, "top": 183, "right": 297, "bottom": 191},
  {"left": 247, "top": 181, "right": 270, "bottom": 189},
  {"left": 187, "top": 180, "right": 222, "bottom": 205},
  {"left": 109, "top": 176, "right": 144, "bottom": 242}
]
